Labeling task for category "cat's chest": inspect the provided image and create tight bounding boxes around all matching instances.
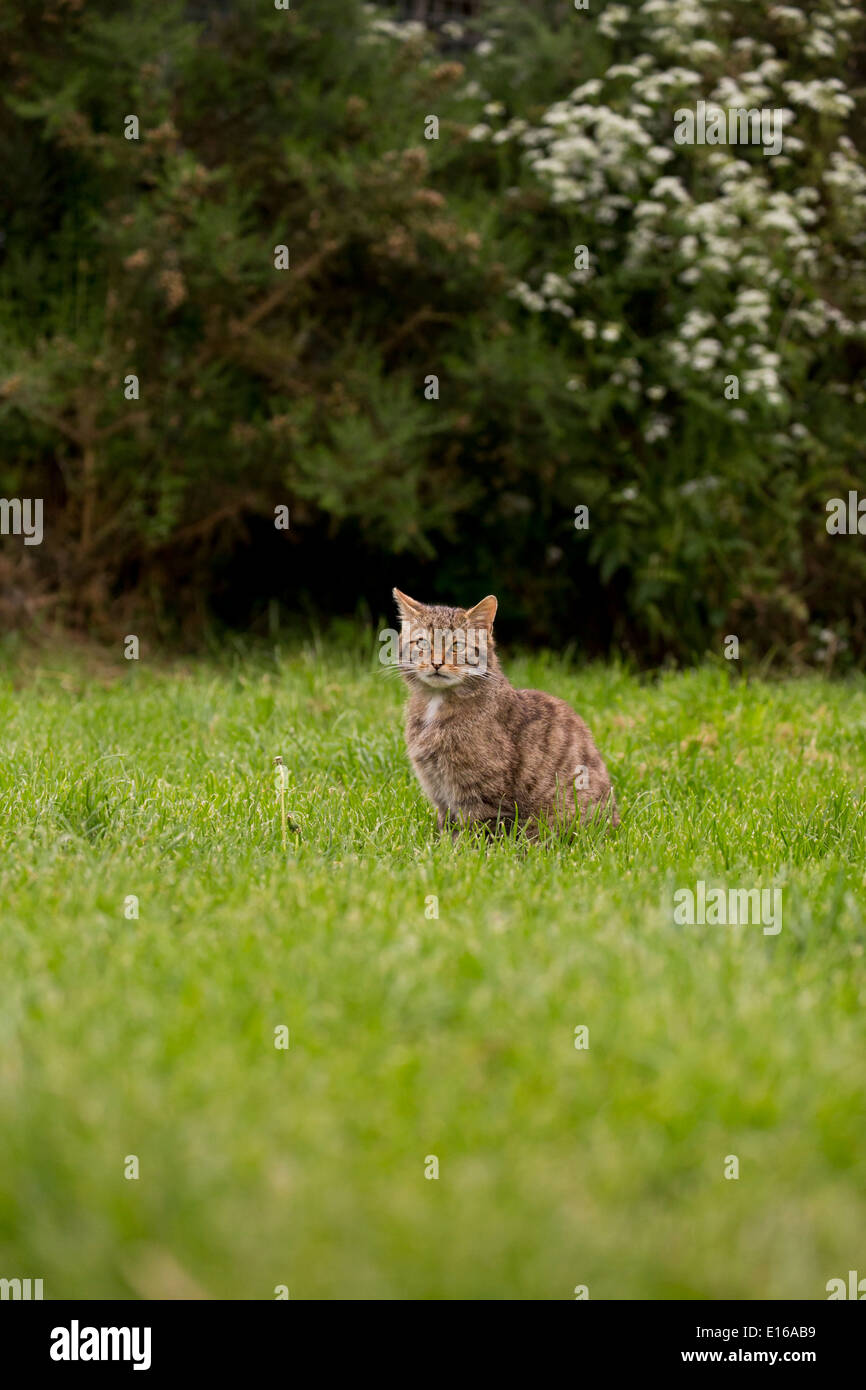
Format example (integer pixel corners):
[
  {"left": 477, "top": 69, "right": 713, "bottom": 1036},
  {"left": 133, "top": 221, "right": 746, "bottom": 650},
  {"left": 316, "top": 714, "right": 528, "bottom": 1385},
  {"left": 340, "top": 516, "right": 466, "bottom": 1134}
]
[
  {"left": 407, "top": 695, "right": 482, "bottom": 785},
  {"left": 407, "top": 695, "right": 455, "bottom": 748},
  {"left": 406, "top": 713, "right": 458, "bottom": 802},
  {"left": 421, "top": 694, "right": 445, "bottom": 727},
  {"left": 404, "top": 692, "right": 511, "bottom": 814}
]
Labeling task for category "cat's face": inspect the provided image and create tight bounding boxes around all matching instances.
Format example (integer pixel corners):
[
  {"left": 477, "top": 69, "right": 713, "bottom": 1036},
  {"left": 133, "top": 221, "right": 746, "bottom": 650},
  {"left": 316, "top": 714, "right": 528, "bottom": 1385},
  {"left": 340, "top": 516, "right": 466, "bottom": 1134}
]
[{"left": 392, "top": 590, "right": 498, "bottom": 691}]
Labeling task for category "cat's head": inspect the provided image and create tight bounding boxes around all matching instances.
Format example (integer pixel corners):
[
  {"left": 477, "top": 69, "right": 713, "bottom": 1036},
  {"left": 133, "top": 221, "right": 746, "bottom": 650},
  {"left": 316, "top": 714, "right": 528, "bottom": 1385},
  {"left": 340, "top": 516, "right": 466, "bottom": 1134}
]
[{"left": 392, "top": 589, "right": 498, "bottom": 692}]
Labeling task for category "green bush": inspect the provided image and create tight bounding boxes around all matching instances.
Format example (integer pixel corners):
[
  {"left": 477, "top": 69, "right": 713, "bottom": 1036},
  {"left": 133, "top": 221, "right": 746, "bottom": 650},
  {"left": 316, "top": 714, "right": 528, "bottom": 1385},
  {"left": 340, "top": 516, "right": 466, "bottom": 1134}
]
[{"left": 1, "top": 0, "right": 864, "bottom": 663}]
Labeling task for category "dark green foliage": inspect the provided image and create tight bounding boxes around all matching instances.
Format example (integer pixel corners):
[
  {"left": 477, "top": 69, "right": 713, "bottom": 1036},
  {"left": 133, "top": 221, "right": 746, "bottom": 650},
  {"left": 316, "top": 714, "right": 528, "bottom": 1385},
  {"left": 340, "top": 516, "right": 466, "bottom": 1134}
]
[{"left": 0, "top": 0, "right": 864, "bottom": 664}]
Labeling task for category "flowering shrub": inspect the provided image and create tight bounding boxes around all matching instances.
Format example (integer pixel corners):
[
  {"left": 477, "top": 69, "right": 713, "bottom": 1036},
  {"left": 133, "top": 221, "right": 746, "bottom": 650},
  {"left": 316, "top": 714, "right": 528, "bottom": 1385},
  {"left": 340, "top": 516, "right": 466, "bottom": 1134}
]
[
  {"left": 0, "top": 0, "right": 864, "bottom": 662},
  {"left": 464, "top": 0, "right": 866, "bottom": 661}
]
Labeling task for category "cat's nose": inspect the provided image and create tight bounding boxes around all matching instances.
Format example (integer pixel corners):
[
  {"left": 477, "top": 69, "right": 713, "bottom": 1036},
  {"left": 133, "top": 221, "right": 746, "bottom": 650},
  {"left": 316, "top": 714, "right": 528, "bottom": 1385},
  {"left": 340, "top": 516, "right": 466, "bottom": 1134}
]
[{"left": 431, "top": 661, "right": 443, "bottom": 670}]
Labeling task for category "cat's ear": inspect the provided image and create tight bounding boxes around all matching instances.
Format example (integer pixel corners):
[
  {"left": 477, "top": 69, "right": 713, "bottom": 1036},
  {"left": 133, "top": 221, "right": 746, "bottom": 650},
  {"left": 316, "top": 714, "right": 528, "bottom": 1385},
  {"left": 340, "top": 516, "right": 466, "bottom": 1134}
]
[
  {"left": 393, "top": 588, "right": 425, "bottom": 621},
  {"left": 465, "top": 595, "right": 498, "bottom": 630}
]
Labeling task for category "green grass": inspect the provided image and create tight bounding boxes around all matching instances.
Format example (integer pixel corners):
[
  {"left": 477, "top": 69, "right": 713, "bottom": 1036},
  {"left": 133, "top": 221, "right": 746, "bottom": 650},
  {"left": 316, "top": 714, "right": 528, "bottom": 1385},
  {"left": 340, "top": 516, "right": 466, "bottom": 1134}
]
[{"left": 1, "top": 639, "right": 865, "bottom": 1300}]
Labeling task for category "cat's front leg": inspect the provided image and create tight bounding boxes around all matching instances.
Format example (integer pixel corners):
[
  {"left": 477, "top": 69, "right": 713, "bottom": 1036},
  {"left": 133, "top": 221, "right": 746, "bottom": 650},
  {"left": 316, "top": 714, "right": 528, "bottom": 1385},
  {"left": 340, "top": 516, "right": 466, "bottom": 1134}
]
[
  {"left": 436, "top": 806, "right": 460, "bottom": 841},
  {"left": 454, "top": 799, "right": 516, "bottom": 838}
]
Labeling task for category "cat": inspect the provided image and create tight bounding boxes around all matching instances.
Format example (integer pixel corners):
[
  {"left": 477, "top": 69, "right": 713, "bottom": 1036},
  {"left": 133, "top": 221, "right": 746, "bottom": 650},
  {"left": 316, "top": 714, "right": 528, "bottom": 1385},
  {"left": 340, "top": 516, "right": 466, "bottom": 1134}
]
[{"left": 392, "top": 589, "right": 619, "bottom": 837}]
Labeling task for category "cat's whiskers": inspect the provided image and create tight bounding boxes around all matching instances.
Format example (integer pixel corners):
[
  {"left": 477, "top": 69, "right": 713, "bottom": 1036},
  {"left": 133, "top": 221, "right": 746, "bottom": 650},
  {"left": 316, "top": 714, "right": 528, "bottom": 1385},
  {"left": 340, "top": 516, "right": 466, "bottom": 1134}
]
[{"left": 377, "top": 662, "right": 412, "bottom": 682}]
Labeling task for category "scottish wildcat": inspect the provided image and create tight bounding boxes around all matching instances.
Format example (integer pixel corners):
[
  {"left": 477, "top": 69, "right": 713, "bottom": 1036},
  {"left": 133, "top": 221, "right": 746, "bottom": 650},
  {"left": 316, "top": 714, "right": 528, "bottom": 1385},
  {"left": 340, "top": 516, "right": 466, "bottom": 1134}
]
[{"left": 393, "top": 589, "right": 618, "bottom": 836}]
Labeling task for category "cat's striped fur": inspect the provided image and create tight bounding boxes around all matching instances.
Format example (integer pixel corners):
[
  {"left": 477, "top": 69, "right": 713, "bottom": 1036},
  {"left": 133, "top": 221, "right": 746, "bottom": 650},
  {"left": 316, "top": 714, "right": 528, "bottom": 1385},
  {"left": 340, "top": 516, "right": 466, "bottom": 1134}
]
[{"left": 393, "top": 589, "right": 618, "bottom": 836}]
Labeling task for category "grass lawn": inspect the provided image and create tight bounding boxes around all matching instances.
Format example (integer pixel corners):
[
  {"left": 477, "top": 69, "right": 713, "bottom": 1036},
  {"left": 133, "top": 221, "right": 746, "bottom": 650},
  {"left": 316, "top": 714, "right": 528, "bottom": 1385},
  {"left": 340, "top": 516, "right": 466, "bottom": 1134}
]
[{"left": 1, "top": 638, "right": 865, "bottom": 1300}]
